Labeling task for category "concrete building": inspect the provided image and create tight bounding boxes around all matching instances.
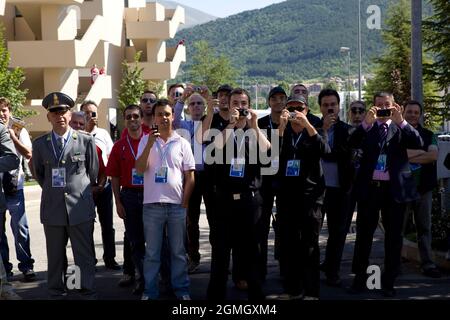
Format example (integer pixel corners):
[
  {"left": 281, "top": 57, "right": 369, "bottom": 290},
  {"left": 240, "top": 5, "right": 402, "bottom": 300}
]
[{"left": 0, "top": 0, "right": 185, "bottom": 137}]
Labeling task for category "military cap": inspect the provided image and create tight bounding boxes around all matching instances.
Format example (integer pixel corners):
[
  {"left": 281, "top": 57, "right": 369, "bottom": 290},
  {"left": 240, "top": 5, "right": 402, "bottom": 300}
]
[{"left": 42, "top": 92, "right": 74, "bottom": 112}]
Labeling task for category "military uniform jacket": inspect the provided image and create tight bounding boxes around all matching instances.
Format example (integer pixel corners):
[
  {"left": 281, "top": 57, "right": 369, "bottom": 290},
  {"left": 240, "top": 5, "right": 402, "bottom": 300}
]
[{"left": 32, "top": 130, "right": 99, "bottom": 226}]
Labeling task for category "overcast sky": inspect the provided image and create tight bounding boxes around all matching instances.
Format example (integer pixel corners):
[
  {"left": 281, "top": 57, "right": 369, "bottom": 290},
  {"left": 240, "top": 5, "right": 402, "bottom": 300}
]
[{"left": 172, "top": 0, "right": 286, "bottom": 18}]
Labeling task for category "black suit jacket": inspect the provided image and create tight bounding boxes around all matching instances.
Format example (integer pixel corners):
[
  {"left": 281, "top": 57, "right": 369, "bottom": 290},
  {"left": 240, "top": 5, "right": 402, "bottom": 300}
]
[
  {"left": 349, "top": 121, "right": 423, "bottom": 203},
  {"left": 318, "top": 119, "right": 355, "bottom": 193}
]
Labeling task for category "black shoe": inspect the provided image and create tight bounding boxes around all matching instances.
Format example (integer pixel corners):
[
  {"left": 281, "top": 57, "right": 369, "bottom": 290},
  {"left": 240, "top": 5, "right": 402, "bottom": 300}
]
[
  {"left": 382, "top": 287, "right": 396, "bottom": 298},
  {"left": 347, "top": 277, "right": 366, "bottom": 294},
  {"left": 326, "top": 276, "right": 342, "bottom": 287},
  {"left": 422, "top": 267, "right": 441, "bottom": 278},
  {"left": 23, "top": 270, "right": 36, "bottom": 282},
  {"left": 105, "top": 259, "right": 121, "bottom": 271},
  {"left": 133, "top": 281, "right": 145, "bottom": 295},
  {"left": 118, "top": 274, "right": 135, "bottom": 287}
]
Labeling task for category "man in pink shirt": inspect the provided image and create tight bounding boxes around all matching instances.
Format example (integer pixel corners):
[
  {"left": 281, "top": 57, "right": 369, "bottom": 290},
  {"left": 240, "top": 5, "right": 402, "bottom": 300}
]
[{"left": 135, "top": 99, "right": 195, "bottom": 300}]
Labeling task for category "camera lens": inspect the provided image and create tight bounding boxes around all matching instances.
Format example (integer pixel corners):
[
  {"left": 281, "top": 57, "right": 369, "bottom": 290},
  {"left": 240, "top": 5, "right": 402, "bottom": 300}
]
[{"left": 239, "top": 109, "right": 249, "bottom": 117}]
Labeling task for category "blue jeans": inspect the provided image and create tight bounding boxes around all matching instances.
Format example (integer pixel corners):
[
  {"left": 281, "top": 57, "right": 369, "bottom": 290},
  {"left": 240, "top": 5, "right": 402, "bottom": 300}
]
[
  {"left": 143, "top": 203, "right": 189, "bottom": 299},
  {"left": 0, "top": 189, "right": 34, "bottom": 273}
]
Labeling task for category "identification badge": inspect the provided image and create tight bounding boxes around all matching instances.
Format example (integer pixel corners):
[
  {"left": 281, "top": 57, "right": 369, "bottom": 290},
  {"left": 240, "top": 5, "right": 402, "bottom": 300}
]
[
  {"left": 132, "top": 168, "right": 144, "bottom": 186},
  {"left": 230, "top": 158, "right": 245, "bottom": 178},
  {"left": 155, "top": 167, "right": 168, "bottom": 184},
  {"left": 375, "top": 154, "right": 387, "bottom": 171},
  {"left": 52, "top": 168, "right": 66, "bottom": 188},
  {"left": 286, "top": 160, "right": 301, "bottom": 177},
  {"left": 409, "top": 163, "right": 421, "bottom": 172}
]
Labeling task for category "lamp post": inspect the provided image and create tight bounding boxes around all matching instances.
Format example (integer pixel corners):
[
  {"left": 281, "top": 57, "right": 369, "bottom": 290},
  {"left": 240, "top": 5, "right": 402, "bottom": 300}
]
[
  {"left": 255, "top": 81, "right": 258, "bottom": 110},
  {"left": 340, "top": 46, "right": 351, "bottom": 122},
  {"left": 358, "top": 0, "right": 362, "bottom": 100}
]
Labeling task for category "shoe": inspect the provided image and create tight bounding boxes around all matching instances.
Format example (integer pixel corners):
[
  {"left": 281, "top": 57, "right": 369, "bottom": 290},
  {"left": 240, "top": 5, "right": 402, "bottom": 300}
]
[
  {"left": 179, "top": 295, "right": 191, "bottom": 300},
  {"left": 141, "top": 295, "right": 153, "bottom": 300},
  {"left": 118, "top": 274, "right": 135, "bottom": 287},
  {"left": 347, "top": 277, "right": 366, "bottom": 294},
  {"left": 303, "top": 296, "right": 319, "bottom": 300},
  {"left": 325, "top": 276, "right": 342, "bottom": 287},
  {"left": 23, "top": 270, "right": 36, "bottom": 282},
  {"left": 381, "top": 287, "right": 396, "bottom": 298},
  {"left": 422, "top": 267, "right": 442, "bottom": 278},
  {"left": 105, "top": 259, "right": 121, "bottom": 270},
  {"left": 133, "top": 281, "right": 145, "bottom": 295},
  {"left": 234, "top": 280, "right": 248, "bottom": 291},
  {"left": 266, "top": 293, "right": 304, "bottom": 300},
  {"left": 0, "top": 289, "right": 22, "bottom": 300},
  {"left": 188, "top": 260, "right": 200, "bottom": 274}
]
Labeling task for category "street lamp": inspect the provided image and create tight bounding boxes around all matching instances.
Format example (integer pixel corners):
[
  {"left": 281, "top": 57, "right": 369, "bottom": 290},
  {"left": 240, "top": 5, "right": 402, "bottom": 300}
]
[
  {"left": 340, "top": 46, "right": 351, "bottom": 122},
  {"left": 357, "top": 0, "right": 362, "bottom": 100}
]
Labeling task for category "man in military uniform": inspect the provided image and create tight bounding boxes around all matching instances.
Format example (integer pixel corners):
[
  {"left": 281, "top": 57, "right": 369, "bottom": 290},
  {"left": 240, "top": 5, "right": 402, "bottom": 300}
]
[{"left": 31, "top": 92, "right": 99, "bottom": 299}]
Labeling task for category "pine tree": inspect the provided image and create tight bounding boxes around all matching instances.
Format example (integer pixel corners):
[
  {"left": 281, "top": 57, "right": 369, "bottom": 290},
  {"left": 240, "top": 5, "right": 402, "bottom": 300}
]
[
  {"left": 0, "top": 25, "right": 30, "bottom": 119},
  {"left": 117, "top": 51, "right": 147, "bottom": 111},
  {"left": 364, "top": 0, "right": 440, "bottom": 129}
]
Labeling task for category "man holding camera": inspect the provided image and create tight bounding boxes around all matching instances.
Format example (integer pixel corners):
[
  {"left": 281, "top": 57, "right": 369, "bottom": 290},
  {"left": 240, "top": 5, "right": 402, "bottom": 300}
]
[
  {"left": 290, "top": 83, "right": 321, "bottom": 128},
  {"left": 81, "top": 100, "right": 119, "bottom": 270},
  {"left": 206, "top": 88, "right": 270, "bottom": 300},
  {"left": 0, "top": 97, "right": 36, "bottom": 282},
  {"left": 349, "top": 92, "right": 423, "bottom": 297},
  {"left": 168, "top": 83, "right": 185, "bottom": 107},
  {"left": 317, "top": 89, "right": 354, "bottom": 287}
]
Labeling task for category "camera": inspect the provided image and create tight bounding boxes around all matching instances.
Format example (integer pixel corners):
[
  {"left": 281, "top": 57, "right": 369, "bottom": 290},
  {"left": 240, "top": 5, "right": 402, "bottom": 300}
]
[
  {"left": 376, "top": 109, "right": 391, "bottom": 117},
  {"left": 91, "top": 111, "right": 97, "bottom": 118},
  {"left": 174, "top": 91, "right": 183, "bottom": 98},
  {"left": 151, "top": 124, "right": 159, "bottom": 133},
  {"left": 238, "top": 109, "right": 249, "bottom": 117},
  {"left": 289, "top": 112, "right": 297, "bottom": 119}
]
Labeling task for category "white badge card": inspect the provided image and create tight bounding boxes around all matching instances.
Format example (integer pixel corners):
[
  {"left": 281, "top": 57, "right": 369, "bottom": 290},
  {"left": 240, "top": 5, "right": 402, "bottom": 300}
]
[
  {"left": 286, "top": 160, "right": 301, "bottom": 177},
  {"left": 132, "top": 168, "right": 144, "bottom": 186},
  {"left": 230, "top": 158, "right": 245, "bottom": 178},
  {"left": 52, "top": 168, "right": 66, "bottom": 187},
  {"left": 155, "top": 167, "right": 168, "bottom": 184},
  {"left": 375, "top": 154, "right": 387, "bottom": 171}
]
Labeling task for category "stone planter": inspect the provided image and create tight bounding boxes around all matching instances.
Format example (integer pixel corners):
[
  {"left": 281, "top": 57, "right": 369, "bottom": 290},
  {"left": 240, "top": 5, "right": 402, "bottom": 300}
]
[{"left": 402, "top": 238, "right": 450, "bottom": 270}]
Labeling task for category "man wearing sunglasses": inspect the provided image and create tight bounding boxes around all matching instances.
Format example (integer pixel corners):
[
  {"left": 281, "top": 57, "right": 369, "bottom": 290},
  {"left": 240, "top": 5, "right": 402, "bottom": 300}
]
[
  {"left": 121, "top": 91, "right": 157, "bottom": 139},
  {"left": 290, "top": 83, "right": 321, "bottom": 128},
  {"left": 348, "top": 101, "right": 367, "bottom": 127},
  {"left": 316, "top": 89, "right": 354, "bottom": 288},
  {"left": 107, "top": 105, "right": 147, "bottom": 295}
]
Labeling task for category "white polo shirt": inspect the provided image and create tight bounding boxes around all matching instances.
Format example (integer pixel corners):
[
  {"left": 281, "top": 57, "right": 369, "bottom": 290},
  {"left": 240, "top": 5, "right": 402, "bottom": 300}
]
[{"left": 137, "top": 131, "right": 195, "bottom": 205}]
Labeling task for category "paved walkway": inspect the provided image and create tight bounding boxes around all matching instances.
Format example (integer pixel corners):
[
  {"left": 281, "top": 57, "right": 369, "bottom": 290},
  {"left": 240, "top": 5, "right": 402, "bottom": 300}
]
[{"left": 3, "top": 185, "right": 449, "bottom": 300}]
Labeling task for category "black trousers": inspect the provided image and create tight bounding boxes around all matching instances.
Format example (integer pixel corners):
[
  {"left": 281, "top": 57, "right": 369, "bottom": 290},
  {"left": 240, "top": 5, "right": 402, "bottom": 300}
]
[
  {"left": 94, "top": 183, "right": 116, "bottom": 261},
  {"left": 278, "top": 195, "right": 322, "bottom": 298},
  {"left": 352, "top": 182, "right": 406, "bottom": 289},
  {"left": 186, "top": 170, "right": 212, "bottom": 263},
  {"left": 322, "top": 187, "right": 351, "bottom": 278},
  {"left": 207, "top": 190, "right": 264, "bottom": 301}
]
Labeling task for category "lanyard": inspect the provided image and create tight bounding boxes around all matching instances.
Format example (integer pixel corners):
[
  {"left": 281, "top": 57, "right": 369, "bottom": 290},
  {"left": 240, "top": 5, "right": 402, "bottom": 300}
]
[
  {"left": 291, "top": 132, "right": 302, "bottom": 160},
  {"left": 155, "top": 139, "right": 174, "bottom": 167},
  {"left": 233, "top": 132, "right": 246, "bottom": 158},
  {"left": 51, "top": 130, "right": 72, "bottom": 166},
  {"left": 126, "top": 134, "right": 141, "bottom": 160}
]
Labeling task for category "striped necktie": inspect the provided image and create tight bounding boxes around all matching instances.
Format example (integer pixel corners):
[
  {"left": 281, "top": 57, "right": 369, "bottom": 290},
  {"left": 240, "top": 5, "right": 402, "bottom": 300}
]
[{"left": 379, "top": 123, "right": 388, "bottom": 142}]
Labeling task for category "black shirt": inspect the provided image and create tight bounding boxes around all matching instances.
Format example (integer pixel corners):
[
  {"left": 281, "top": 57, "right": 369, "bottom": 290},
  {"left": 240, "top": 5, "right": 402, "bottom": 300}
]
[{"left": 415, "top": 125, "right": 437, "bottom": 193}]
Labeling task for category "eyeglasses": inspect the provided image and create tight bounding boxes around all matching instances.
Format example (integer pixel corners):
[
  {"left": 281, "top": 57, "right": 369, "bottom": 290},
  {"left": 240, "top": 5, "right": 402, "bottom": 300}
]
[
  {"left": 141, "top": 98, "right": 156, "bottom": 104},
  {"left": 351, "top": 108, "right": 365, "bottom": 115},
  {"left": 125, "top": 114, "right": 140, "bottom": 120},
  {"left": 189, "top": 101, "right": 204, "bottom": 106},
  {"left": 287, "top": 106, "right": 305, "bottom": 112}
]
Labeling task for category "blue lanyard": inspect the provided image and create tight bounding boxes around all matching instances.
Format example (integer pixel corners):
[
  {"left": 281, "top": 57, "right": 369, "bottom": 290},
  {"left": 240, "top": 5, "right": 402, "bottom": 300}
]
[
  {"left": 126, "top": 134, "right": 139, "bottom": 160},
  {"left": 155, "top": 139, "right": 174, "bottom": 167}
]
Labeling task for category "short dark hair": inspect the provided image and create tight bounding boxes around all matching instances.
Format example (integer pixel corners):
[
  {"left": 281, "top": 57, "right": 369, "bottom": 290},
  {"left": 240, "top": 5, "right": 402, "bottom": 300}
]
[
  {"left": 80, "top": 100, "right": 98, "bottom": 111},
  {"left": 151, "top": 99, "right": 173, "bottom": 115},
  {"left": 350, "top": 100, "right": 366, "bottom": 109},
  {"left": 216, "top": 84, "right": 233, "bottom": 94},
  {"left": 318, "top": 89, "right": 340, "bottom": 106},
  {"left": 405, "top": 100, "right": 423, "bottom": 114},
  {"left": 0, "top": 97, "right": 11, "bottom": 111},
  {"left": 123, "top": 104, "right": 143, "bottom": 118},
  {"left": 168, "top": 83, "right": 185, "bottom": 95},
  {"left": 228, "top": 88, "right": 251, "bottom": 106},
  {"left": 373, "top": 92, "right": 393, "bottom": 104}
]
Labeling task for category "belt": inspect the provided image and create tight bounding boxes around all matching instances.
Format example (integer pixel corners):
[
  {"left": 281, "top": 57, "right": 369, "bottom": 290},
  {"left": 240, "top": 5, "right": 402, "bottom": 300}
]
[
  {"left": 121, "top": 187, "right": 143, "bottom": 193},
  {"left": 370, "top": 180, "right": 390, "bottom": 187}
]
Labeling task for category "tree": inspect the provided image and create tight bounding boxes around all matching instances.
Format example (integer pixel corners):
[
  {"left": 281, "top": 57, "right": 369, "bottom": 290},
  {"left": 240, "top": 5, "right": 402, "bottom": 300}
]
[
  {"left": 0, "top": 25, "right": 30, "bottom": 119},
  {"left": 188, "top": 40, "right": 239, "bottom": 91},
  {"left": 117, "top": 51, "right": 147, "bottom": 111},
  {"left": 423, "top": 0, "right": 450, "bottom": 117},
  {"left": 364, "top": 0, "right": 441, "bottom": 129}
]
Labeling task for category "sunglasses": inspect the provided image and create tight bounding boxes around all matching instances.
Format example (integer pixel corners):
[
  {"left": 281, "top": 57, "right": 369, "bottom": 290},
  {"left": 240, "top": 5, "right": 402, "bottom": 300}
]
[
  {"left": 287, "top": 106, "right": 305, "bottom": 112},
  {"left": 351, "top": 107, "right": 365, "bottom": 115},
  {"left": 189, "top": 101, "right": 204, "bottom": 106},
  {"left": 141, "top": 98, "right": 156, "bottom": 104},
  {"left": 125, "top": 114, "right": 140, "bottom": 120},
  {"left": 294, "top": 89, "right": 308, "bottom": 94}
]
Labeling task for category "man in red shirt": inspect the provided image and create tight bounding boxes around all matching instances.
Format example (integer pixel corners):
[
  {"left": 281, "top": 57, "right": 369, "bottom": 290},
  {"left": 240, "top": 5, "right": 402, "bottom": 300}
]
[
  {"left": 121, "top": 91, "right": 157, "bottom": 139},
  {"left": 106, "top": 104, "right": 146, "bottom": 295}
]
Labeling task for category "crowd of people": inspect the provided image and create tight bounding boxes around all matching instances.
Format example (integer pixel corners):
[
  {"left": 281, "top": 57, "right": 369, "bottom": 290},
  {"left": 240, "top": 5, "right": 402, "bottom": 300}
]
[{"left": 0, "top": 82, "right": 448, "bottom": 300}]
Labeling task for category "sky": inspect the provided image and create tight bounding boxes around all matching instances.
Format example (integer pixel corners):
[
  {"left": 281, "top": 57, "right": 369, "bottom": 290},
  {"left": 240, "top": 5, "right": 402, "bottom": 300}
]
[{"left": 172, "top": 0, "right": 286, "bottom": 18}]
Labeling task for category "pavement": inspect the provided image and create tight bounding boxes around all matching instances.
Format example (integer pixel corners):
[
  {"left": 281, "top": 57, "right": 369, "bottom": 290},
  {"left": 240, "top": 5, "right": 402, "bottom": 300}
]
[{"left": 3, "top": 185, "right": 450, "bottom": 300}]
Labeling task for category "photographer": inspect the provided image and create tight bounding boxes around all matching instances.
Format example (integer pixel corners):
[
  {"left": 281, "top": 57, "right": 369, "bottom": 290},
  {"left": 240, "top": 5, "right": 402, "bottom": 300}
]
[
  {"left": 290, "top": 83, "right": 321, "bottom": 127},
  {"left": 0, "top": 97, "right": 36, "bottom": 282},
  {"left": 349, "top": 92, "right": 423, "bottom": 297},
  {"left": 168, "top": 83, "right": 185, "bottom": 107}
]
